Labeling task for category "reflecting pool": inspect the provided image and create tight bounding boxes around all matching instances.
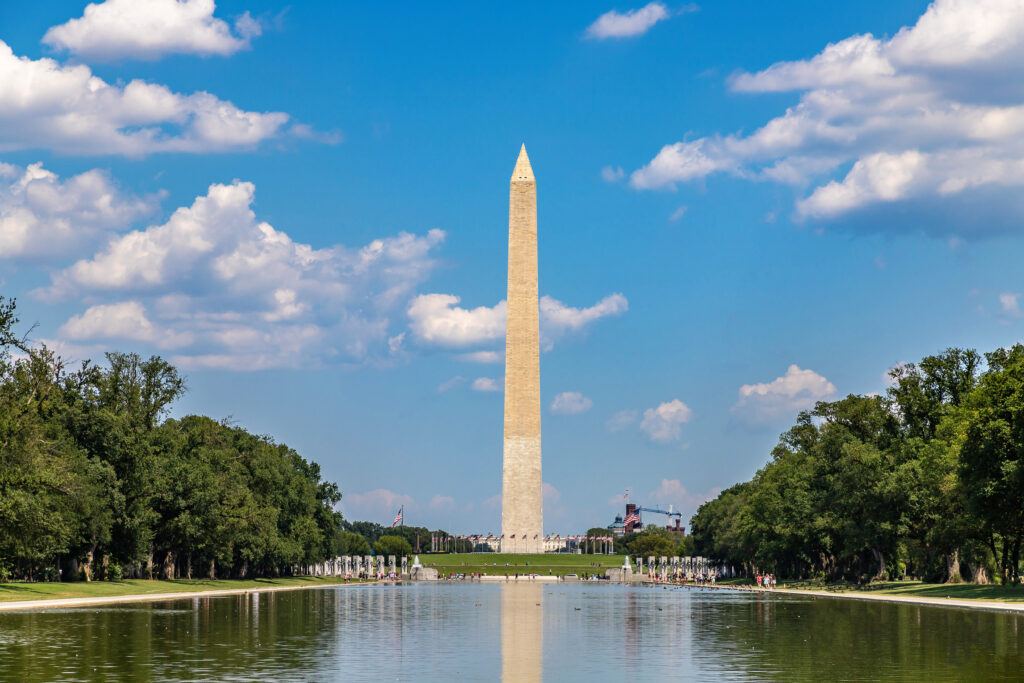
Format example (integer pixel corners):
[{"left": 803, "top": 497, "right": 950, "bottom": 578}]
[{"left": 0, "top": 583, "right": 1021, "bottom": 681}]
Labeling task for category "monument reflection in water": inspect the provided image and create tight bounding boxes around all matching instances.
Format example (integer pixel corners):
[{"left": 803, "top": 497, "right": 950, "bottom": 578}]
[
  {"left": 501, "top": 584, "right": 543, "bottom": 683},
  {"left": 1, "top": 584, "right": 1022, "bottom": 681}
]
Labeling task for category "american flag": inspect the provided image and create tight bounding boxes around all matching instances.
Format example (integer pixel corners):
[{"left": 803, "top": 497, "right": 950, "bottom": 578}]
[
  {"left": 390, "top": 506, "right": 403, "bottom": 527},
  {"left": 624, "top": 512, "right": 639, "bottom": 526}
]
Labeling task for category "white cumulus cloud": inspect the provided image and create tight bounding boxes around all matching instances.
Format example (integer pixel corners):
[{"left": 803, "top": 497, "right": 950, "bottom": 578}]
[
  {"left": 629, "top": 0, "right": 1024, "bottom": 238},
  {"left": 999, "top": 292, "right": 1021, "bottom": 317},
  {"left": 540, "top": 293, "right": 628, "bottom": 349},
  {"left": 0, "top": 162, "right": 159, "bottom": 260},
  {"left": 647, "top": 479, "right": 721, "bottom": 522},
  {"left": 437, "top": 376, "right": 466, "bottom": 393},
  {"left": 606, "top": 409, "right": 639, "bottom": 432},
  {"left": 732, "top": 364, "right": 837, "bottom": 425},
  {"left": 471, "top": 377, "right": 501, "bottom": 392},
  {"left": 601, "top": 165, "right": 625, "bottom": 182},
  {"left": 59, "top": 300, "right": 192, "bottom": 349},
  {"left": 797, "top": 151, "right": 924, "bottom": 218},
  {"left": 586, "top": 2, "right": 670, "bottom": 39},
  {"left": 43, "top": 180, "right": 445, "bottom": 370},
  {"left": 429, "top": 495, "right": 456, "bottom": 511},
  {"left": 43, "top": 0, "right": 261, "bottom": 61},
  {"left": 406, "top": 292, "right": 628, "bottom": 352},
  {"left": 457, "top": 350, "right": 502, "bottom": 364},
  {"left": 407, "top": 295, "right": 506, "bottom": 348},
  {"left": 0, "top": 39, "right": 292, "bottom": 155},
  {"left": 343, "top": 488, "right": 415, "bottom": 523},
  {"left": 542, "top": 482, "right": 561, "bottom": 504},
  {"left": 550, "top": 391, "right": 593, "bottom": 415},
  {"left": 640, "top": 399, "right": 692, "bottom": 443}
]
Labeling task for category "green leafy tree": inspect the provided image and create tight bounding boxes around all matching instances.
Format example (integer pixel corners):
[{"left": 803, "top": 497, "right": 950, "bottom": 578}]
[
  {"left": 382, "top": 525, "right": 432, "bottom": 553},
  {"left": 0, "top": 297, "right": 345, "bottom": 582},
  {"left": 691, "top": 483, "right": 754, "bottom": 569},
  {"left": 339, "top": 531, "right": 372, "bottom": 556},
  {"left": 624, "top": 528, "right": 680, "bottom": 558},
  {"left": 0, "top": 302, "right": 116, "bottom": 580},
  {"left": 958, "top": 345, "right": 1024, "bottom": 584},
  {"left": 889, "top": 348, "right": 982, "bottom": 582},
  {"left": 345, "top": 521, "right": 386, "bottom": 543},
  {"left": 374, "top": 535, "right": 413, "bottom": 558}
]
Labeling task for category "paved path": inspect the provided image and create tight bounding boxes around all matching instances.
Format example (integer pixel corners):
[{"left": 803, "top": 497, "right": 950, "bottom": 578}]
[
  {"left": 0, "top": 581, "right": 369, "bottom": 612},
  {"left": 726, "top": 585, "right": 1024, "bottom": 613},
  {"left": 5, "top": 579, "right": 1021, "bottom": 614}
]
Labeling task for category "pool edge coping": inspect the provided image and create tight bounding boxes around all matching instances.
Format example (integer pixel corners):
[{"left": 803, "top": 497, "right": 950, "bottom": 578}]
[
  {"left": 728, "top": 585, "right": 1024, "bottom": 613},
  {"left": 0, "top": 580, "right": 382, "bottom": 612}
]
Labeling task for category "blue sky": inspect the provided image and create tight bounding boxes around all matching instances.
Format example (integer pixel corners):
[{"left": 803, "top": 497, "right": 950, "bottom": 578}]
[{"left": 2, "top": 0, "right": 1023, "bottom": 534}]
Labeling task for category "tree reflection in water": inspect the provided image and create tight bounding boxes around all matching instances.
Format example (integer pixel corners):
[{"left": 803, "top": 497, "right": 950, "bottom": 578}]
[{"left": 0, "top": 584, "right": 1022, "bottom": 681}]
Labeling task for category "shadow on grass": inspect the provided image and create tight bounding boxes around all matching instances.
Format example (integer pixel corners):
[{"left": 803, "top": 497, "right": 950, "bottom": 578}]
[{"left": 0, "top": 584, "right": 44, "bottom": 596}]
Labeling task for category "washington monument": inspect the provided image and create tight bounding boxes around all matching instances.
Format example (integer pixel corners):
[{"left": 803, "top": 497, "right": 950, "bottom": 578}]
[{"left": 501, "top": 145, "right": 543, "bottom": 554}]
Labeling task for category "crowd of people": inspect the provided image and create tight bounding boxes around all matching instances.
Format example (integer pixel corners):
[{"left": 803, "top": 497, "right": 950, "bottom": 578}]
[{"left": 649, "top": 573, "right": 718, "bottom": 585}]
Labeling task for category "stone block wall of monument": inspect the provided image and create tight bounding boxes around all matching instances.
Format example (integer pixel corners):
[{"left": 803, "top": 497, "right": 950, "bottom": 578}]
[{"left": 500, "top": 145, "right": 543, "bottom": 554}]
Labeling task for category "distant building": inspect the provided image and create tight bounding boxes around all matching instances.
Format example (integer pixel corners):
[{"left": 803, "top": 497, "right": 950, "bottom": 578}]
[
  {"left": 665, "top": 518, "right": 685, "bottom": 536},
  {"left": 463, "top": 534, "right": 584, "bottom": 553},
  {"left": 607, "top": 502, "right": 686, "bottom": 537},
  {"left": 607, "top": 515, "right": 626, "bottom": 537}
]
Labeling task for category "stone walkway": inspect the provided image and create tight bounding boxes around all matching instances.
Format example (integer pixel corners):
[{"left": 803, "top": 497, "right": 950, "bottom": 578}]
[
  {"left": 0, "top": 581, "right": 368, "bottom": 612},
  {"left": 725, "top": 584, "right": 1024, "bottom": 613},
  {"left": 5, "top": 579, "right": 1020, "bottom": 614}
]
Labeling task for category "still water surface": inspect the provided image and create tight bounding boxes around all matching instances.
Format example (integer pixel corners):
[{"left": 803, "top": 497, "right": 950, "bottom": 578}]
[{"left": 0, "top": 583, "right": 1021, "bottom": 681}]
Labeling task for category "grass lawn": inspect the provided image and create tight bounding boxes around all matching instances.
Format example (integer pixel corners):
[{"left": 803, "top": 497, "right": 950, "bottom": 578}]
[
  {"left": 758, "top": 578, "right": 1024, "bottom": 603},
  {"left": 852, "top": 580, "right": 1024, "bottom": 602},
  {"left": 0, "top": 575, "right": 354, "bottom": 603},
  {"left": 715, "top": 578, "right": 750, "bottom": 586},
  {"left": 420, "top": 553, "right": 623, "bottom": 576}
]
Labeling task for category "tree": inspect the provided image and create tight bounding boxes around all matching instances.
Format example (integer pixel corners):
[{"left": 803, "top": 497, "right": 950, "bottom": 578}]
[
  {"left": 96, "top": 353, "right": 185, "bottom": 432},
  {"left": 691, "top": 483, "right": 754, "bottom": 570},
  {"left": 374, "top": 535, "right": 413, "bottom": 558},
  {"left": 0, "top": 305, "right": 116, "bottom": 581},
  {"left": 0, "top": 297, "right": 346, "bottom": 582},
  {"left": 958, "top": 345, "right": 1024, "bottom": 585},
  {"left": 889, "top": 349, "right": 982, "bottom": 440},
  {"left": 0, "top": 296, "right": 30, "bottom": 353},
  {"left": 743, "top": 446, "right": 815, "bottom": 577},
  {"left": 888, "top": 348, "right": 983, "bottom": 582},
  {"left": 345, "top": 521, "right": 386, "bottom": 543},
  {"left": 339, "top": 531, "right": 371, "bottom": 556},
  {"left": 624, "top": 528, "right": 681, "bottom": 558}
]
